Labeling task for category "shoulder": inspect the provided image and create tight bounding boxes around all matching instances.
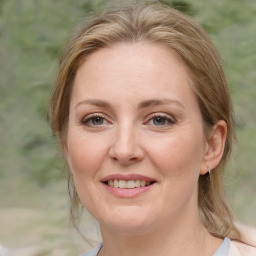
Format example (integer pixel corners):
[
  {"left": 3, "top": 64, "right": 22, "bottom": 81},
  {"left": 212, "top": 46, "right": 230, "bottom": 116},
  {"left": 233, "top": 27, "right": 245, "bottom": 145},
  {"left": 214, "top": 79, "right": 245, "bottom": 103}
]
[
  {"left": 229, "top": 224, "right": 256, "bottom": 256},
  {"left": 229, "top": 241, "right": 256, "bottom": 256},
  {"left": 80, "top": 243, "right": 103, "bottom": 256},
  {"left": 237, "top": 223, "right": 256, "bottom": 247}
]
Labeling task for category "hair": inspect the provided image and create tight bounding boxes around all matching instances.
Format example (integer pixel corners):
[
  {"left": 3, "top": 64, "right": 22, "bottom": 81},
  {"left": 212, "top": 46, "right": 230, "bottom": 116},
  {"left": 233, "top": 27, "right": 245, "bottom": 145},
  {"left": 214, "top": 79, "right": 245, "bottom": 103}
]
[{"left": 49, "top": 3, "right": 240, "bottom": 239}]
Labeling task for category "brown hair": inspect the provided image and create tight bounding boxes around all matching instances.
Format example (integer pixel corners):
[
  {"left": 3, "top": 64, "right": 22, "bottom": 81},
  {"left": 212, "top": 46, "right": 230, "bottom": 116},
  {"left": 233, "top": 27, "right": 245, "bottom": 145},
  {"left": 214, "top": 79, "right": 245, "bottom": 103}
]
[{"left": 49, "top": 3, "right": 240, "bottom": 239}]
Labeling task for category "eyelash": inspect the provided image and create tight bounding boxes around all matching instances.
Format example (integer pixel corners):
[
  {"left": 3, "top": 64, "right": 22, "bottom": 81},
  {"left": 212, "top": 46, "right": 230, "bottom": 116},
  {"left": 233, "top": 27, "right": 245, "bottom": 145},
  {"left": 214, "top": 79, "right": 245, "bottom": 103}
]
[
  {"left": 145, "top": 113, "right": 175, "bottom": 127},
  {"left": 80, "top": 113, "right": 108, "bottom": 127},
  {"left": 80, "top": 112, "right": 175, "bottom": 128}
]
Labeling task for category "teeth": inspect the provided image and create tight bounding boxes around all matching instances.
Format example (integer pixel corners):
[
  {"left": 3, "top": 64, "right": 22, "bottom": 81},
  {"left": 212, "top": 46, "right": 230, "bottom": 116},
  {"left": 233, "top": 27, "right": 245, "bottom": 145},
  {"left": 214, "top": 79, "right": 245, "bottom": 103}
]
[
  {"left": 119, "top": 180, "right": 126, "bottom": 188},
  {"left": 114, "top": 180, "right": 119, "bottom": 188},
  {"left": 135, "top": 180, "right": 141, "bottom": 188},
  {"left": 107, "top": 180, "right": 152, "bottom": 189},
  {"left": 127, "top": 180, "right": 135, "bottom": 188},
  {"left": 140, "top": 180, "right": 146, "bottom": 187}
]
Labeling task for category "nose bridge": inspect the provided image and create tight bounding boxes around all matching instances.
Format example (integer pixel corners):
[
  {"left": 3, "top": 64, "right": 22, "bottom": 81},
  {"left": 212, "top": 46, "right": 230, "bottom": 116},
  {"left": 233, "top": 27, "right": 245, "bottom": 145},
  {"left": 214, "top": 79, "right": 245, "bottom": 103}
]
[{"left": 110, "top": 120, "right": 143, "bottom": 164}]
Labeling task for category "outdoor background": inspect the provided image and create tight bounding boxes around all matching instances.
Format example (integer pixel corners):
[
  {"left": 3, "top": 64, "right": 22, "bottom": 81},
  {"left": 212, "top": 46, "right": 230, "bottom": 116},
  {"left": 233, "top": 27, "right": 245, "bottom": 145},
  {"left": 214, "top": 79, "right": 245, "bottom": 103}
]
[{"left": 0, "top": 0, "right": 255, "bottom": 255}]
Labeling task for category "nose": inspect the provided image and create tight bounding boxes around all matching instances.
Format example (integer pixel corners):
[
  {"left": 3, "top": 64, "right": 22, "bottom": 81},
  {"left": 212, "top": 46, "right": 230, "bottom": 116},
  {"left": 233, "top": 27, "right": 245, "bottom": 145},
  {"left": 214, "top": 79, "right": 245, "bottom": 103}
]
[{"left": 109, "top": 124, "right": 144, "bottom": 165}]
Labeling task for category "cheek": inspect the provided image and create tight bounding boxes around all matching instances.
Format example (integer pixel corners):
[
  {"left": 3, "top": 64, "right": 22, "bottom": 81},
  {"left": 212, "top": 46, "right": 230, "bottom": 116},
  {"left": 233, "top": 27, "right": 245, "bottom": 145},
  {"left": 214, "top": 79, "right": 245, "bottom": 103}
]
[
  {"left": 66, "top": 131, "right": 108, "bottom": 176},
  {"left": 65, "top": 132, "right": 109, "bottom": 211},
  {"left": 146, "top": 133, "right": 203, "bottom": 213},
  {"left": 146, "top": 131, "right": 205, "bottom": 178}
]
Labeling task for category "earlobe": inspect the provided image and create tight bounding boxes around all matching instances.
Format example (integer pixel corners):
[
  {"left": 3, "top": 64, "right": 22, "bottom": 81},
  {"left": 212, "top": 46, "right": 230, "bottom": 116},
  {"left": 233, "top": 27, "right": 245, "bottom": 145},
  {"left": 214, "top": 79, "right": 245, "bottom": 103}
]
[{"left": 200, "top": 120, "right": 227, "bottom": 175}]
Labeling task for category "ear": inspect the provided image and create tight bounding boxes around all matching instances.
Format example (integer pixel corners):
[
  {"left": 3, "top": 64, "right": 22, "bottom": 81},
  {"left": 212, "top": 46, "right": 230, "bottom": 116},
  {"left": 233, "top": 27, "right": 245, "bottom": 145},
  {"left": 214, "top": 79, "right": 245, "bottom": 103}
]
[{"left": 200, "top": 120, "right": 227, "bottom": 175}]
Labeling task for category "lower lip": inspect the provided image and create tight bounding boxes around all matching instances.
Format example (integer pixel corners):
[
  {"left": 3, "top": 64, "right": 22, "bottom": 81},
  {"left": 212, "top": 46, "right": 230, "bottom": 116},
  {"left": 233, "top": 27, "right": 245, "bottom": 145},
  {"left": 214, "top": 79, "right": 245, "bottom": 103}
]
[{"left": 102, "top": 183, "right": 155, "bottom": 198}]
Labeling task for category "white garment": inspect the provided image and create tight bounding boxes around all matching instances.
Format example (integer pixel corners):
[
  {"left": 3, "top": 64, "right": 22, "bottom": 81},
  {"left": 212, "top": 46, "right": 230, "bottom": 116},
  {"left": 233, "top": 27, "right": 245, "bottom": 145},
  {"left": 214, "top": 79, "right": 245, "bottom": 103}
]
[
  {"left": 81, "top": 238, "right": 234, "bottom": 256},
  {"left": 80, "top": 243, "right": 102, "bottom": 256},
  {"left": 80, "top": 225, "right": 256, "bottom": 256},
  {"left": 213, "top": 237, "right": 230, "bottom": 256}
]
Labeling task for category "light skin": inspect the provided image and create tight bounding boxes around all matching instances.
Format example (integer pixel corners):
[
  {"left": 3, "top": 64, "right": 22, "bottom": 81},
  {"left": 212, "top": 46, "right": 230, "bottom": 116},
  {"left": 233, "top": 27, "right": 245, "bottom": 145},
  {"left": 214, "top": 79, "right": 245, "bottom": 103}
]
[{"left": 65, "top": 43, "right": 227, "bottom": 256}]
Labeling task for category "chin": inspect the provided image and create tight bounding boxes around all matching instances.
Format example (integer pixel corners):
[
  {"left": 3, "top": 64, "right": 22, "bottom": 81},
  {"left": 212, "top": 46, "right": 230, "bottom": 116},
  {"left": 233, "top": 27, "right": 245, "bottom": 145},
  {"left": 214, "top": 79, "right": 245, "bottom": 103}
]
[{"left": 98, "top": 205, "right": 156, "bottom": 235}]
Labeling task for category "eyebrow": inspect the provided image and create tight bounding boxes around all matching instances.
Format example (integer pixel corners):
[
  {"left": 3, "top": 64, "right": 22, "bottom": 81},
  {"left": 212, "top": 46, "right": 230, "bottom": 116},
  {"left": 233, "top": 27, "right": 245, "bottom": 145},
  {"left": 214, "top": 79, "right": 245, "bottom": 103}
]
[
  {"left": 75, "top": 98, "right": 185, "bottom": 109},
  {"left": 138, "top": 99, "right": 185, "bottom": 109},
  {"left": 75, "top": 99, "right": 111, "bottom": 109}
]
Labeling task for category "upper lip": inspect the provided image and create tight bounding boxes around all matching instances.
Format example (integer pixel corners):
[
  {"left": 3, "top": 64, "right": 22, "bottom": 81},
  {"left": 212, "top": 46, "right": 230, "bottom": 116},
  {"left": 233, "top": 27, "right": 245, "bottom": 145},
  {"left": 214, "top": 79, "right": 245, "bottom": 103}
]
[{"left": 101, "top": 174, "right": 156, "bottom": 182}]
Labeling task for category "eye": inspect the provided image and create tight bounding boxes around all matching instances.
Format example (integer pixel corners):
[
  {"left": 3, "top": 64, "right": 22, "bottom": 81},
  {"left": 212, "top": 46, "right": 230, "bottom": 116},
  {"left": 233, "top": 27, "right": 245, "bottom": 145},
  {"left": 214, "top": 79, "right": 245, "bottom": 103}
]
[
  {"left": 81, "top": 114, "right": 108, "bottom": 127},
  {"left": 145, "top": 113, "right": 175, "bottom": 127},
  {"left": 152, "top": 116, "right": 169, "bottom": 126},
  {"left": 90, "top": 116, "right": 105, "bottom": 125}
]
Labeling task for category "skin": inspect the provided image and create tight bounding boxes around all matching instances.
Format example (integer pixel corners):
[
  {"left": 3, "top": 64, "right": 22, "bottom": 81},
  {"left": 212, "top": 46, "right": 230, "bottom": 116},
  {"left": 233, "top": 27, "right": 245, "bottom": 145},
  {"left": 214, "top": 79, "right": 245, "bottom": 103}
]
[{"left": 65, "top": 43, "right": 227, "bottom": 256}]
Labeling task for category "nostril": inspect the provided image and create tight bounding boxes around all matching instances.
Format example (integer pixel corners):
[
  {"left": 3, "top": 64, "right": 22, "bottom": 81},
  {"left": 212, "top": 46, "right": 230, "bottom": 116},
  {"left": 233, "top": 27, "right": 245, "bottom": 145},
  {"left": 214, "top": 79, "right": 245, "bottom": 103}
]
[
  {"left": 110, "top": 154, "right": 142, "bottom": 165},
  {"left": 130, "top": 157, "right": 139, "bottom": 161}
]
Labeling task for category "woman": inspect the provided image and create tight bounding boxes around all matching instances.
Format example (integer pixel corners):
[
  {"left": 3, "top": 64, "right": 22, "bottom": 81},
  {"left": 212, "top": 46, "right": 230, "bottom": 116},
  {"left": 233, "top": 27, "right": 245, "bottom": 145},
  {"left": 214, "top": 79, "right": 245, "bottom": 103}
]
[{"left": 49, "top": 3, "right": 256, "bottom": 256}]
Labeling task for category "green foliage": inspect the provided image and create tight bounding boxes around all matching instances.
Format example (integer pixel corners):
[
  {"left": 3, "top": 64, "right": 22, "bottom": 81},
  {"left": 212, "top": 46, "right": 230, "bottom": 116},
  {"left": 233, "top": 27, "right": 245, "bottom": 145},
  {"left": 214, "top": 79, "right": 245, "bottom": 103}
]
[
  {"left": 0, "top": 0, "right": 104, "bottom": 184},
  {"left": 160, "top": 0, "right": 195, "bottom": 15}
]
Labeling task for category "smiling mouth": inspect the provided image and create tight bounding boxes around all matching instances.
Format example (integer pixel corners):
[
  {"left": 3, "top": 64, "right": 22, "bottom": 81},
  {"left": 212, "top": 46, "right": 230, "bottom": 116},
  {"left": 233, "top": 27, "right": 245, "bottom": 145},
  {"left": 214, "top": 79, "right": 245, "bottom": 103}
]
[{"left": 103, "top": 180, "right": 156, "bottom": 189}]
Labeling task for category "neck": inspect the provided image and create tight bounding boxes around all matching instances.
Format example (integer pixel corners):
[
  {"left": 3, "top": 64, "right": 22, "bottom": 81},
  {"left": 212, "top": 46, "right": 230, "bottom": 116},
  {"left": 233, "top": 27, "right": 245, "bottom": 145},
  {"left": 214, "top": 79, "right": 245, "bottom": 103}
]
[{"left": 99, "top": 212, "right": 222, "bottom": 256}]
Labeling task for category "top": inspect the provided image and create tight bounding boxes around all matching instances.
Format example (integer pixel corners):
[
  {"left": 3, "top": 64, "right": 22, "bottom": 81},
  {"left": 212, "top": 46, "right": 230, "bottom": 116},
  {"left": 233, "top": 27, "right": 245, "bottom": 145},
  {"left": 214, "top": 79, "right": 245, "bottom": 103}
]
[
  {"left": 80, "top": 243, "right": 103, "bottom": 256},
  {"left": 213, "top": 237, "right": 230, "bottom": 256},
  {"left": 80, "top": 238, "right": 232, "bottom": 256}
]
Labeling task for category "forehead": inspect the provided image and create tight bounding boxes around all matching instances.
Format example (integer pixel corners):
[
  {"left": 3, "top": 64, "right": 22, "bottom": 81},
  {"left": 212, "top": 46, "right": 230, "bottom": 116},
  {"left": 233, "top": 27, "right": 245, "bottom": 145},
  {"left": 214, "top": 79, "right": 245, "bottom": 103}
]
[
  {"left": 71, "top": 43, "right": 197, "bottom": 110},
  {"left": 77, "top": 43, "right": 189, "bottom": 80}
]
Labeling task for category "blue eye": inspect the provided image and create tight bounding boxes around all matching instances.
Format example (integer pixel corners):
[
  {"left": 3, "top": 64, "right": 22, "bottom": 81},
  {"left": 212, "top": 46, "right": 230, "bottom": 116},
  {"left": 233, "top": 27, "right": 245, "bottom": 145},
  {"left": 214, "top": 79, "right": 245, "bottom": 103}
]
[
  {"left": 91, "top": 117, "right": 104, "bottom": 125},
  {"left": 152, "top": 117, "right": 168, "bottom": 126},
  {"left": 146, "top": 114, "right": 175, "bottom": 127},
  {"left": 82, "top": 115, "right": 107, "bottom": 127}
]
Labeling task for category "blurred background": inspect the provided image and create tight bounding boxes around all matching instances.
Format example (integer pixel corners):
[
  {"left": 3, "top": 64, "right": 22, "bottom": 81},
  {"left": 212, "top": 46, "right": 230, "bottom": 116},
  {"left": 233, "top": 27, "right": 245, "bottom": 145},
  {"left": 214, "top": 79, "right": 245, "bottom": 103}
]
[{"left": 0, "top": 0, "right": 255, "bottom": 255}]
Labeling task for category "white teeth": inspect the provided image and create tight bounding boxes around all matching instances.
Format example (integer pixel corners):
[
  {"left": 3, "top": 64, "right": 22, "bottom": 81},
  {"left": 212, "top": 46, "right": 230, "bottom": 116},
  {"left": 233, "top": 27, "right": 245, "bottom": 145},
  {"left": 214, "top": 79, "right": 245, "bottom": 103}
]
[
  {"left": 114, "top": 180, "right": 119, "bottom": 188},
  {"left": 127, "top": 180, "right": 135, "bottom": 188},
  {"left": 140, "top": 180, "right": 146, "bottom": 187},
  {"left": 119, "top": 180, "right": 126, "bottom": 188},
  {"left": 107, "top": 179, "right": 152, "bottom": 188},
  {"left": 135, "top": 180, "right": 141, "bottom": 188}
]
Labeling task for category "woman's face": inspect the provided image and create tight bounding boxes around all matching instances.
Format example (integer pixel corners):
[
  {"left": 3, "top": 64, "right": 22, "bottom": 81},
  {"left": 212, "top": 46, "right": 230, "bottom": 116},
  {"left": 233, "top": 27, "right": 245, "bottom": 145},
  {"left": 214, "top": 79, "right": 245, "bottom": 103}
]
[{"left": 66, "top": 43, "right": 208, "bottom": 235}]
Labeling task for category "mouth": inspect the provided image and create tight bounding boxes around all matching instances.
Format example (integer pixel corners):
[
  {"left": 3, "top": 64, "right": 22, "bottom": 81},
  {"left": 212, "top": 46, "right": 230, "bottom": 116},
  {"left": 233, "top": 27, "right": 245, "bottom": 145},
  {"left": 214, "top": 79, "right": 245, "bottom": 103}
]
[
  {"left": 101, "top": 174, "right": 156, "bottom": 197},
  {"left": 103, "top": 179, "right": 156, "bottom": 189}
]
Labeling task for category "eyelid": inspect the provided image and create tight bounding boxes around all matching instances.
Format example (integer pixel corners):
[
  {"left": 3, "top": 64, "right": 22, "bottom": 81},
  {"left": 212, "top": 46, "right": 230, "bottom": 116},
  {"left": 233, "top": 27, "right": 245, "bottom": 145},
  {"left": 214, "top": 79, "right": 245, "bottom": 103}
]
[
  {"left": 81, "top": 113, "right": 110, "bottom": 126},
  {"left": 144, "top": 113, "right": 176, "bottom": 125}
]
